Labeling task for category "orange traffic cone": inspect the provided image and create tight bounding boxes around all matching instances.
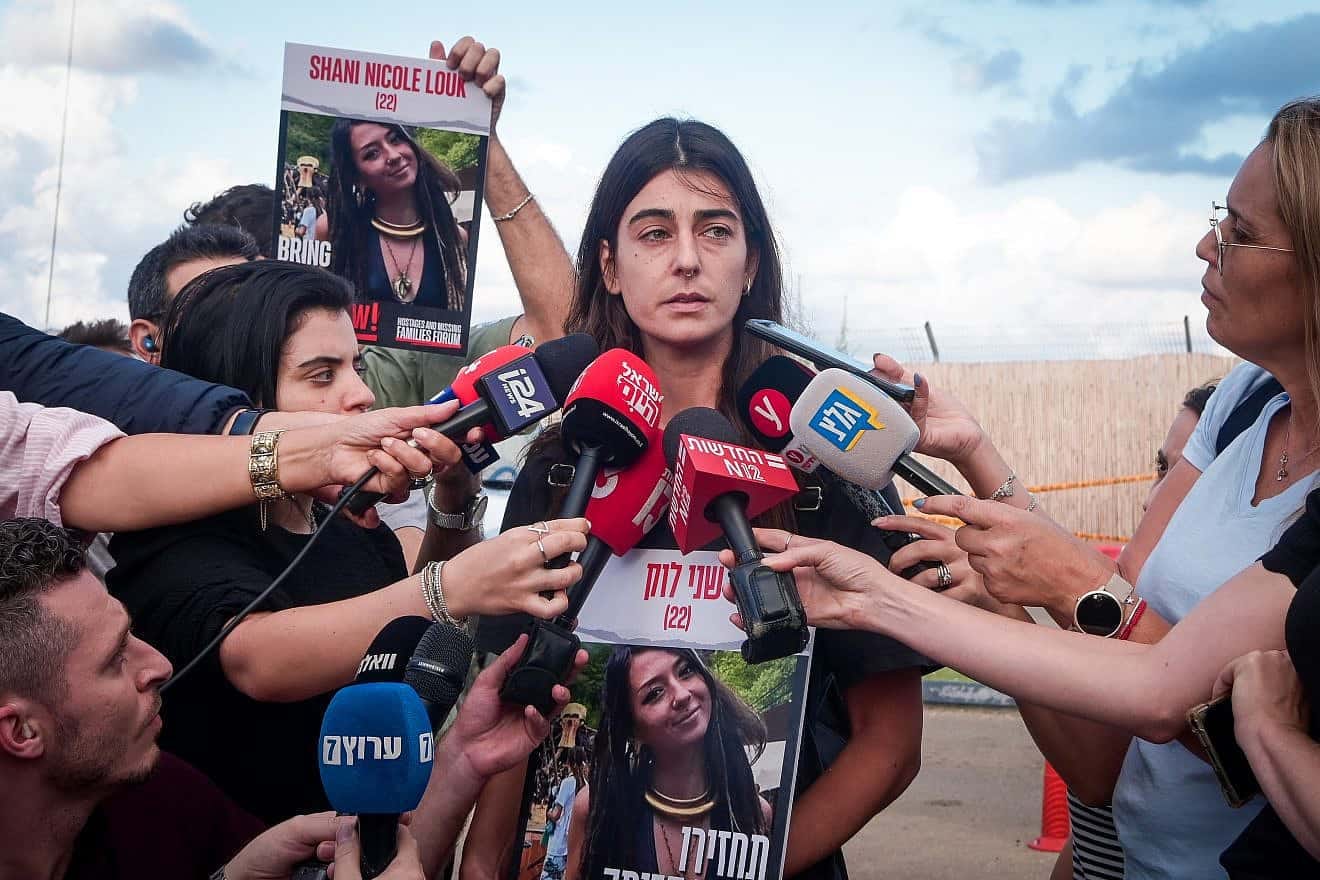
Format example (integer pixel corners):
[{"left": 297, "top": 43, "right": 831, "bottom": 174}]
[{"left": 1028, "top": 763, "right": 1070, "bottom": 852}]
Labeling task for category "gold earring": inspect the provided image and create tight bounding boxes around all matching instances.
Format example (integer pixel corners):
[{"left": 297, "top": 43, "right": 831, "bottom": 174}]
[{"left": 743, "top": 278, "right": 753, "bottom": 296}]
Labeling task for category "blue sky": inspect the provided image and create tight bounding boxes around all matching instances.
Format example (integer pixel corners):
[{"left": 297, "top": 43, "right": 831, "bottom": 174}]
[{"left": 2, "top": 0, "right": 1317, "bottom": 359}]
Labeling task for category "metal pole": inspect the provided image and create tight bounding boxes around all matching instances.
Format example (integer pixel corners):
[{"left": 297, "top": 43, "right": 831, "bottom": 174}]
[
  {"left": 924, "top": 321, "right": 940, "bottom": 362},
  {"left": 1183, "top": 315, "right": 1192, "bottom": 353},
  {"left": 45, "top": 0, "right": 78, "bottom": 330}
]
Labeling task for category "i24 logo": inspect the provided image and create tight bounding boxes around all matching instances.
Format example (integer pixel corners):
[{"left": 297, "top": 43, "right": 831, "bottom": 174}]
[{"left": 498, "top": 368, "right": 546, "bottom": 419}]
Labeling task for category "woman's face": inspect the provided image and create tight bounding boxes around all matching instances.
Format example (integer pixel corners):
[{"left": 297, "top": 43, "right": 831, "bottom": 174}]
[
  {"left": 274, "top": 308, "right": 375, "bottom": 415},
  {"left": 1195, "top": 142, "right": 1305, "bottom": 362},
  {"left": 627, "top": 650, "right": 711, "bottom": 753},
  {"left": 350, "top": 123, "right": 418, "bottom": 196},
  {"left": 601, "top": 169, "right": 757, "bottom": 352}
]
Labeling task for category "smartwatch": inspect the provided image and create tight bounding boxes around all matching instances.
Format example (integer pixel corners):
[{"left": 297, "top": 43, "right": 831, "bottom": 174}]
[
  {"left": 427, "top": 483, "right": 488, "bottom": 531},
  {"left": 1073, "top": 572, "right": 1138, "bottom": 638}
]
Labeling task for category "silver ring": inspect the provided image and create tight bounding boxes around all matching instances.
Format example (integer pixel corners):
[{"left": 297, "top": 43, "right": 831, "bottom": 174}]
[
  {"left": 935, "top": 563, "right": 954, "bottom": 591},
  {"left": 408, "top": 476, "right": 429, "bottom": 491},
  {"left": 536, "top": 537, "right": 549, "bottom": 566},
  {"left": 527, "top": 522, "right": 551, "bottom": 535},
  {"left": 784, "top": 533, "right": 792, "bottom": 552}
]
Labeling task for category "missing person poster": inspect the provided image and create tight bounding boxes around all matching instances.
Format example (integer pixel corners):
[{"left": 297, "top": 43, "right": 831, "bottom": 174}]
[
  {"left": 274, "top": 43, "right": 491, "bottom": 354},
  {"left": 511, "top": 551, "right": 812, "bottom": 880}
]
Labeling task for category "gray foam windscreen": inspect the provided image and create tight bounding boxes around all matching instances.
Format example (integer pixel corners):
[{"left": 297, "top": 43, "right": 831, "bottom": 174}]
[{"left": 788, "top": 368, "right": 920, "bottom": 490}]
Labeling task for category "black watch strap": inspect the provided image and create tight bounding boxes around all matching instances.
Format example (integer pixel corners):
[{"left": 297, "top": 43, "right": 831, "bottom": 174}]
[{"left": 228, "top": 408, "right": 271, "bottom": 436}]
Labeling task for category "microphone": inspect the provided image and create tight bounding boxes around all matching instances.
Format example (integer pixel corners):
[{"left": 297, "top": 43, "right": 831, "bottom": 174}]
[
  {"left": 318, "top": 681, "right": 433, "bottom": 879},
  {"left": 554, "top": 348, "right": 663, "bottom": 516},
  {"left": 345, "top": 334, "right": 599, "bottom": 514},
  {"left": 355, "top": 616, "right": 433, "bottom": 684},
  {"left": 737, "top": 357, "right": 943, "bottom": 581},
  {"left": 663, "top": 408, "right": 808, "bottom": 663},
  {"left": 500, "top": 441, "right": 673, "bottom": 713},
  {"left": 425, "top": 342, "right": 536, "bottom": 473},
  {"left": 404, "top": 622, "right": 475, "bottom": 732},
  {"left": 789, "top": 368, "right": 961, "bottom": 498}
]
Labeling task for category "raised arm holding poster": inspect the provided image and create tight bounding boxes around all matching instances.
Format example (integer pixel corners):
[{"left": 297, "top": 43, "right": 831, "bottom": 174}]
[
  {"left": 274, "top": 42, "right": 492, "bottom": 354},
  {"left": 510, "top": 548, "right": 813, "bottom": 880}
]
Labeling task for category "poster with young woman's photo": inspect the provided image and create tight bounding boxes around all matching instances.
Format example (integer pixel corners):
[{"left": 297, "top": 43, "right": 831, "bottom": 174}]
[
  {"left": 274, "top": 43, "right": 490, "bottom": 353},
  {"left": 510, "top": 551, "right": 812, "bottom": 880}
]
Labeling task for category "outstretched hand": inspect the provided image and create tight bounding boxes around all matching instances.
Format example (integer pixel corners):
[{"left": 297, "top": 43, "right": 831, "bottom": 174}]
[
  {"left": 431, "top": 37, "right": 505, "bottom": 129},
  {"left": 716, "top": 529, "right": 892, "bottom": 631},
  {"left": 448, "top": 634, "right": 587, "bottom": 781},
  {"left": 870, "top": 354, "right": 986, "bottom": 465}
]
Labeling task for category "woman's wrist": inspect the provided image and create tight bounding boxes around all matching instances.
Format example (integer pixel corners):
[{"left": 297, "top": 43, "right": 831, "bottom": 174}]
[{"left": 270, "top": 427, "right": 331, "bottom": 494}]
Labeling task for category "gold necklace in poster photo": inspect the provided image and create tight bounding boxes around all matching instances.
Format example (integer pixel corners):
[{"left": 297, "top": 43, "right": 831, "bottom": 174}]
[
  {"left": 659, "top": 814, "right": 710, "bottom": 880},
  {"left": 381, "top": 235, "right": 420, "bottom": 303}
]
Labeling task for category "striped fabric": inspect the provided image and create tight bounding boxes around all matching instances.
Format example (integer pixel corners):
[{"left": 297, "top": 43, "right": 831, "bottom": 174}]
[
  {"left": 1070, "top": 791, "right": 1125, "bottom": 879},
  {"left": 1, "top": 391, "right": 123, "bottom": 524}
]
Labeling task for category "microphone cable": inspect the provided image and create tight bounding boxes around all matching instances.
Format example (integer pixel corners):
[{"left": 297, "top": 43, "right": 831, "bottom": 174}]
[{"left": 160, "top": 468, "right": 376, "bottom": 693}]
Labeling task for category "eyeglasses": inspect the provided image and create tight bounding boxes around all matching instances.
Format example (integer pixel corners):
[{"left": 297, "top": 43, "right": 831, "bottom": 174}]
[{"left": 1210, "top": 202, "right": 1294, "bottom": 275}]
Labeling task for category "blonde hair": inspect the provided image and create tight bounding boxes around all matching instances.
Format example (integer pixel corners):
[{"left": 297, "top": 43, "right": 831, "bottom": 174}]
[{"left": 1266, "top": 98, "right": 1320, "bottom": 421}]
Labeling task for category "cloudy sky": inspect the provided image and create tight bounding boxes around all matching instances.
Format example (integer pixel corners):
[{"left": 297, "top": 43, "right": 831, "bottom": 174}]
[{"left": 2, "top": 0, "right": 1316, "bottom": 360}]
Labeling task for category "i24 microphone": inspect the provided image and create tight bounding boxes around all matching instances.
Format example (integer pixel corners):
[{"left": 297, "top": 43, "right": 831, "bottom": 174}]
[
  {"left": 318, "top": 681, "right": 433, "bottom": 879},
  {"left": 737, "top": 357, "right": 943, "bottom": 582},
  {"left": 789, "top": 368, "right": 961, "bottom": 498},
  {"left": 345, "top": 333, "right": 599, "bottom": 514},
  {"left": 500, "top": 440, "right": 674, "bottom": 714},
  {"left": 424, "top": 341, "right": 536, "bottom": 473},
  {"left": 663, "top": 408, "right": 808, "bottom": 663}
]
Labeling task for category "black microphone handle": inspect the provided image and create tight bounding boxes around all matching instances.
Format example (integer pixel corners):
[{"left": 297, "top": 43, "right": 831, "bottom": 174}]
[
  {"left": 830, "top": 478, "right": 941, "bottom": 582},
  {"left": 358, "top": 813, "right": 399, "bottom": 879},
  {"left": 708, "top": 492, "right": 759, "bottom": 566},
  {"left": 891, "top": 453, "right": 961, "bottom": 498},
  {"left": 547, "top": 444, "right": 605, "bottom": 568},
  {"left": 559, "top": 535, "right": 613, "bottom": 623},
  {"left": 343, "top": 400, "right": 494, "bottom": 515}
]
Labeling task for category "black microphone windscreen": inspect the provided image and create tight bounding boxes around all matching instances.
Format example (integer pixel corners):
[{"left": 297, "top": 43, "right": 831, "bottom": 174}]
[
  {"left": 404, "top": 623, "right": 475, "bottom": 709},
  {"left": 736, "top": 356, "right": 815, "bottom": 451},
  {"left": 534, "top": 333, "right": 599, "bottom": 402},
  {"left": 355, "top": 616, "right": 433, "bottom": 684},
  {"left": 662, "top": 407, "right": 742, "bottom": 467}
]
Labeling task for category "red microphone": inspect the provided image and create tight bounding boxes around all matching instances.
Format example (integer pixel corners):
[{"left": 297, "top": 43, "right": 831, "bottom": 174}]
[
  {"left": 500, "top": 439, "right": 674, "bottom": 714},
  {"left": 663, "top": 407, "right": 808, "bottom": 662}
]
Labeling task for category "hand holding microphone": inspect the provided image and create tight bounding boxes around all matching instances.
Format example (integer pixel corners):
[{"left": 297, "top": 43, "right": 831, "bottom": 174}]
[
  {"left": 440, "top": 518, "right": 590, "bottom": 620},
  {"left": 664, "top": 408, "right": 808, "bottom": 663},
  {"left": 500, "top": 440, "right": 673, "bottom": 713},
  {"left": 344, "top": 334, "right": 599, "bottom": 514}
]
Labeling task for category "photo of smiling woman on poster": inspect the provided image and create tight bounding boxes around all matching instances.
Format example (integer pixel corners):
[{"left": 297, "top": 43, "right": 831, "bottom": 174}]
[
  {"left": 321, "top": 118, "right": 470, "bottom": 311},
  {"left": 566, "top": 647, "right": 772, "bottom": 880}
]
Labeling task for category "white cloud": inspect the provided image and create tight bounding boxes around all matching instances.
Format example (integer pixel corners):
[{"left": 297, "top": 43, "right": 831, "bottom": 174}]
[
  {"left": 0, "top": 2, "right": 240, "bottom": 331},
  {"left": 2, "top": 0, "right": 216, "bottom": 74}
]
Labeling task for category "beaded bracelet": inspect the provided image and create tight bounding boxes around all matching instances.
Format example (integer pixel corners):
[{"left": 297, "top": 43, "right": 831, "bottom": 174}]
[{"left": 421, "top": 561, "right": 468, "bottom": 628}]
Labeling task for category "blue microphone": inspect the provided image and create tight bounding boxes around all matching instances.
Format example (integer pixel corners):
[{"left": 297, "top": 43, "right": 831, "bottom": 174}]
[{"left": 319, "top": 682, "right": 434, "bottom": 879}]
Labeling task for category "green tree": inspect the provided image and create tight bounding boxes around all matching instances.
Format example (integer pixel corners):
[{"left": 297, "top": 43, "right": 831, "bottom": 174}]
[
  {"left": 708, "top": 652, "right": 796, "bottom": 714},
  {"left": 284, "top": 113, "right": 336, "bottom": 175},
  {"left": 415, "top": 129, "right": 481, "bottom": 171}
]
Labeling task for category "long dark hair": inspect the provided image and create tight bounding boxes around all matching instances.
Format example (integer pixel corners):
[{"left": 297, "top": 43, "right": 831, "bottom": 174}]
[
  {"left": 159, "top": 260, "right": 354, "bottom": 407},
  {"left": 579, "top": 647, "right": 767, "bottom": 878},
  {"left": 525, "top": 118, "right": 796, "bottom": 529},
  {"left": 327, "top": 119, "right": 467, "bottom": 310}
]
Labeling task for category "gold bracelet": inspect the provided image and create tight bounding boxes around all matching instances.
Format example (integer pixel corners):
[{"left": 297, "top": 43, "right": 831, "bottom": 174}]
[
  {"left": 247, "top": 430, "right": 288, "bottom": 501},
  {"left": 492, "top": 192, "right": 534, "bottom": 222}
]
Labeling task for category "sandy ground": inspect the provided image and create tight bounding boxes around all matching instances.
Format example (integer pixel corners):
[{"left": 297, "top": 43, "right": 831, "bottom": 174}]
[{"left": 842, "top": 705, "right": 1061, "bottom": 880}]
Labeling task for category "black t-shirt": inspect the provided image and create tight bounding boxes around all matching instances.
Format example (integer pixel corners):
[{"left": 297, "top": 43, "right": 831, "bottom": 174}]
[
  {"left": 107, "top": 505, "right": 406, "bottom": 824},
  {"left": 486, "top": 445, "right": 930, "bottom": 880},
  {"left": 1219, "top": 487, "right": 1320, "bottom": 878},
  {"left": 65, "top": 752, "right": 264, "bottom": 880}
]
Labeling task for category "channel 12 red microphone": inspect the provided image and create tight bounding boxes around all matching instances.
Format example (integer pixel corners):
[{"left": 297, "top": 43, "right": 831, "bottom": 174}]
[
  {"left": 500, "top": 441, "right": 673, "bottom": 714},
  {"left": 663, "top": 408, "right": 807, "bottom": 662},
  {"left": 344, "top": 334, "right": 598, "bottom": 514}
]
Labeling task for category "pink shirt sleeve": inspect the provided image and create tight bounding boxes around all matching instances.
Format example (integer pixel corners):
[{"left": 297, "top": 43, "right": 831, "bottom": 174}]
[{"left": 1, "top": 391, "right": 125, "bottom": 525}]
